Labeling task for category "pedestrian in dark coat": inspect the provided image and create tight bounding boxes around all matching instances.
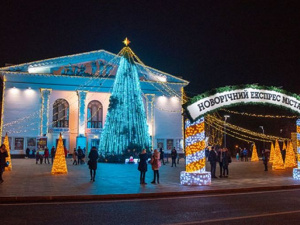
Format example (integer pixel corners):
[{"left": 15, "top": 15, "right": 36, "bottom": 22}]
[
  {"left": 0, "top": 144, "right": 8, "bottom": 183},
  {"left": 88, "top": 146, "right": 99, "bottom": 182},
  {"left": 171, "top": 147, "right": 177, "bottom": 167},
  {"left": 159, "top": 148, "right": 165, "bottom": 165},
  {"left": 44, "top": 148, "right": 50, "bottom": 164},
  {"left": 262, "top": 149, "right": 270, "bottom": 171},
  {"left": 50, "top": 146, "right": 56, "bottom": 164},
  {"left": 208, "top": 146, "right": 218, "bottom": 178},
  {"left": 138, "top": 149, "right": 148, "bottom": 184},
  {"left": 222, "top": 148, "right": 231, "bottom": 177}
]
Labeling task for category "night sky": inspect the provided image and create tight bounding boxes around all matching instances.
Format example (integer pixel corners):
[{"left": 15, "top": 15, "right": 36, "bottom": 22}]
[{"left": 1, "top": 1, "right": 300, "bottom": 148}]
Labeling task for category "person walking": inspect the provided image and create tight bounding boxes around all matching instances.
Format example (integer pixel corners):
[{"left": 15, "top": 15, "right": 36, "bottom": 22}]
[
  {"left": 0, "top": 144, "right": 8, "bottom": 184},
  {"left": 50, "top": 146, "right": 56, "bottom": 164},
  {"left": 208, "top": 146, "right": 218, "bottom": 178},
  {"left": 159, "top": 148, "right": 165, "bottom": 165},
  {"left": 138, "top": 149, "right": 148, "bottom": 184},
  {"left": 88, "top": 146, "right": 99, "bottom": 182},
  {"left": 171, "top": 147, "right": 177, "bottom": 167},
  {"left": 44, "top": 147, "right": 50, "bottom": 164},
  {"left": 151, "top": 149, "right": 161, "bottom": 184}
]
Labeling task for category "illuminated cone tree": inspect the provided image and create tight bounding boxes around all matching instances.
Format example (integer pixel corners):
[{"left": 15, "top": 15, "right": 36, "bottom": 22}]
[
  {"left": 269, "top": 142, "right": 275, "bottom": 163},
  {"left": 282, "top": 141, "right": 287, "bottom": 151},
  {"left": 251, "top": 143, "right": 259, "bottom": 162},
  {"left": 99, "top": 41, "right": 150, "bottom": 154},
  {"left": 3, "top": 133, "right": 12, "bottom": 171},
  {"left": 284, "top": 141, "right": 297, "bottom": 168},
  {"left": 272, "top": 139, "right": 285, "bottom": 170},
  {"left": 51, "top": 134, "right": 68, "bottom": 174}
]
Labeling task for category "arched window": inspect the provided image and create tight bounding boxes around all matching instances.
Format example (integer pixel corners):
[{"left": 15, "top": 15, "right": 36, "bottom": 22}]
[
  {"left": 87, "top": 100, "right": 103, "bottom": 128},
  {"left": 53, "top": 99, "right": 69, "bottom": 128}
]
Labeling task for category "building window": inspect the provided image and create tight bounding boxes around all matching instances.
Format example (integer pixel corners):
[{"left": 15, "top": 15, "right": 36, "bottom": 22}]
[
  {"left": 53, "top": 99, "right": 69, "bottom": 128},
  {"left": 87, "top": 100, "right": 103, "bottom": 128}
]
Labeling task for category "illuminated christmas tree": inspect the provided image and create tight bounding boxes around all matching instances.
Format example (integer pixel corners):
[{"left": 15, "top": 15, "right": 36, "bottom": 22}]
[
  {"left": 269, "top": 142, "right": 275, "bottom": 163},
  {"left": 99, "top": 39, "right": 150, "bottom": 155},
  {"left": 272, "top": 139, "right": 285, "bottom": 170},
  {"left": 3, "top": 133, "right": 12, "bottom": 171},
  {"left": 284, "top": 141, "right": 297, "bottom": 168},
  {"left": 251, "top": 143, "right": 259, "bottom": 162},
  {"left": 51, "top": 133, "right": 68, "bottom": 174}
]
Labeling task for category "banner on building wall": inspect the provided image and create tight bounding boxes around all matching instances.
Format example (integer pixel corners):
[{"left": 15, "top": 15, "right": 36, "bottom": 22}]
[
  {"left": 14, "top": 138, "right": 24, "bottom": 150},
  {"left": 184, "top": 85, "right": 300, "bottom": 121},
  {"left": 37, "top": 137, "right": 47, "bottom": 150}
]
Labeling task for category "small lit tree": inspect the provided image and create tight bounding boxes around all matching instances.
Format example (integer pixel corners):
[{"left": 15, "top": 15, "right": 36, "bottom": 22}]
[
  {"left": 51, "top": 133, "right": 68, "bottom": 174},
  {"left": 272, "top": 139, "right": 285, "bottom": 170},
  {"left": 269, "top": 142, "right": 275, "bottom": 163},
  {"left": 251, "top": 143, "right": 259, "bottom": 162},
  {"left": 284, "top": 141, "right": 297, "bottom": 168}
]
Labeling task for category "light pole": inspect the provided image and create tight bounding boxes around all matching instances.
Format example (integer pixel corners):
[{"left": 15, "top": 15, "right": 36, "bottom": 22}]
[
  {"left": 224, "top": 115, "right": 230, "bottom": 148},
  {"left": 259, "top": 126, "right": 265, "bottom": 150}
]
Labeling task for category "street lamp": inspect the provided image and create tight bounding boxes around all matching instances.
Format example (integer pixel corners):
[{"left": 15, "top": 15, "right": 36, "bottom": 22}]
[
  {"left": 224, "top": 115, "right": 230, "bottom": 148},
  {"left": 259, "top": 126, "right": 265, "bottom": 150}
]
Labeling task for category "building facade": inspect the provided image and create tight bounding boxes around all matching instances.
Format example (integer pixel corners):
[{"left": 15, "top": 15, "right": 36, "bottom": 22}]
[{"left": 0, "top": 49, "right": 189, "bottom": 156}]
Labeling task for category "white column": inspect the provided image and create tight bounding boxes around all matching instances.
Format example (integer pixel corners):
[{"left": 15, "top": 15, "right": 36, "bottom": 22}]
[
  {"left": 40, "top": 89, "right": 52, "bottom": 136},
  {"left": 145, "top": 94, "right": 155, "bottom": 148},
  {"left": 77, "top": 91, "right": 88, "bottom": 135}
]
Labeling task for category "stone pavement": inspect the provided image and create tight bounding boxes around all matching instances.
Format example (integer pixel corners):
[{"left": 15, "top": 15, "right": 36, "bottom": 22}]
[{"left": 1, "top": 158, "right": 300, "bottom": 203}]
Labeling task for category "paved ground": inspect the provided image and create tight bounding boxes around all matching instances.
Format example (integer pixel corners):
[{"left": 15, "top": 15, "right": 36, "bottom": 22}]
[{"left": 0, "top": 158, "right": 300, "bottom": 202}]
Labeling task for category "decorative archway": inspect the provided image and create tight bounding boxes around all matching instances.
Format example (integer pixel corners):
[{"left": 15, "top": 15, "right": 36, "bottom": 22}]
[{"left": 181, "top": 84, "right": 300, "bottom": 185}]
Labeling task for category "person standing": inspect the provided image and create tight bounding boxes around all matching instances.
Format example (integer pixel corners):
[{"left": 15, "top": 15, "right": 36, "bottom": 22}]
[
  {"left": 262, "top": 149, "right": 269, "bottom": 171},
  {"left": 243, "top": 148, "right": 248, "bottom": 162},
  {"left": 171, "top": 147, "right": 177, "bottom": 167},
  {"left": 138, "top": 149, "right": 148, "bottom": 184},
  {"left": 217, "top": 148, "right": 224, "bottom": 177},
  {"left": 72, "top": 149, "right": 78, "bottom": 165},
  {"left": 0, "top": 144, "right": 8, "bottom": 184},
  {"left": 50, "top": 146, "right": 56, "bottom": 164},
  {"left": 25, "top": 147, "right": 30, "bottom": 159},
  {"left": 159, "top": 148, "right": 165, "bottom": 165},
  {"left": 222, "top": 148, "right": 231, "bottom": 177},
  {"left": 151, "top": 149, "right": 161, "bottom": 184},
  {"left": 88, "top": 146, "right": 99, "bottom": 182},
  {"left": 208, "top": 146, "right": 218, "bottom": 178},
  {"left": 77, "top": 146, "right": 83, "bottom": 164},
  {"left": 44, "top": 147, "right": 50, "bottom": 164}
]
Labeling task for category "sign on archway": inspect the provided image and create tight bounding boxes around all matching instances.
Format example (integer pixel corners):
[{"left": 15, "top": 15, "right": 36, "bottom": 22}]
[{"left": 184, "top": 84, "right": 300, "bottom": 122}]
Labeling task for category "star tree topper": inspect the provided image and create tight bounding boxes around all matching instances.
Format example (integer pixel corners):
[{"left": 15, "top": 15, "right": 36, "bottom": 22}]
[{"left": 123, "top": 37, "right": 131, "bottom": 46}]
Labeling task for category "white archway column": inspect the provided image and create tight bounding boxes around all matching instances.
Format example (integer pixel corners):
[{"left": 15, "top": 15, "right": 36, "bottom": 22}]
[
  {"left": 180, "top": 117, "right": 211, "bottom": 185},
  {"left": 293, "top": 119, "right": 300, "bottom": 179}
]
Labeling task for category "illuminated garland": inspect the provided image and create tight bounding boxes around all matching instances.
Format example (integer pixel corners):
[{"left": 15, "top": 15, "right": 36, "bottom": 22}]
[
  {"left": 4, "top": 133, "right": 12, "bottom": 171},
  {"left": 221, "top": 109, "right": 297, "bottom": 119},
  {"left": 207, "top": 115, "right": 290, "bottom": 142}
]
